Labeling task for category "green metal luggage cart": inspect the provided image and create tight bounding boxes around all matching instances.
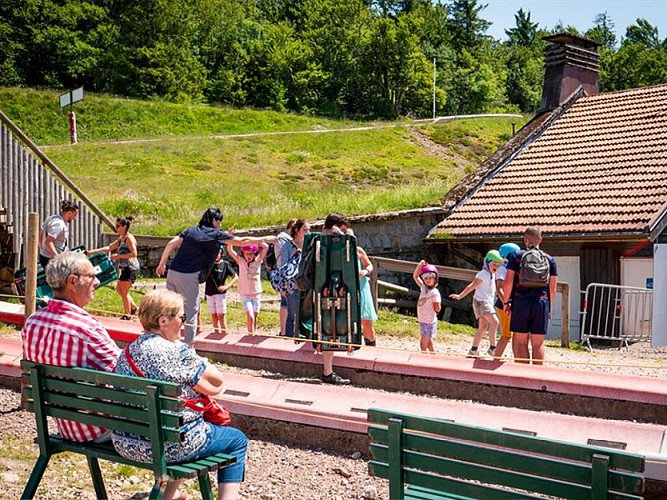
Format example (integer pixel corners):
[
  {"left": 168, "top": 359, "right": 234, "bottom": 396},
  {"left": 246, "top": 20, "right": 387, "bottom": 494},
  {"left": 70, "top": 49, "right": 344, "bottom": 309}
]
[{"left": 296, "top": 233, "right": 362, "bottom": 352}]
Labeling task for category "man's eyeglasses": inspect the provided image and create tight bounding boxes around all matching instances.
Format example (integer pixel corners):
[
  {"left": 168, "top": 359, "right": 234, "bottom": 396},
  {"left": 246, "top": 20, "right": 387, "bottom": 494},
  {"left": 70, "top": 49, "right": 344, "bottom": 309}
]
[{"left": 74, "top": 272, "right": 97, "bottom": 280}]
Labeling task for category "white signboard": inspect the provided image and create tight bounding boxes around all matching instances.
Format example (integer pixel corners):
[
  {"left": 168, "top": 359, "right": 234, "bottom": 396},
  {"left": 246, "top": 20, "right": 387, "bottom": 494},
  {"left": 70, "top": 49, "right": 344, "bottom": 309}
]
[{"left": 59, "top": 86, "right": 84, "bottom": 108}]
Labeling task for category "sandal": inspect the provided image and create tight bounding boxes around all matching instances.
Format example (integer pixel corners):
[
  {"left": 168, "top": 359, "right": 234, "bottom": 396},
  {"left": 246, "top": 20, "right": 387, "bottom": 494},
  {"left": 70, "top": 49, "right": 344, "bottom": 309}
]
[{"left": 120, "top": 315, "right": 131, "bottom": 321}]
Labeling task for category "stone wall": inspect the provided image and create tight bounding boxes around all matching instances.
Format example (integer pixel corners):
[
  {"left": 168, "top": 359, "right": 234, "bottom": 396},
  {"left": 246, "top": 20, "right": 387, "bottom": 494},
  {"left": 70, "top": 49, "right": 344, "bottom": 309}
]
[{"left": 102, "top": 207, "right": 449, "bottom": 276}]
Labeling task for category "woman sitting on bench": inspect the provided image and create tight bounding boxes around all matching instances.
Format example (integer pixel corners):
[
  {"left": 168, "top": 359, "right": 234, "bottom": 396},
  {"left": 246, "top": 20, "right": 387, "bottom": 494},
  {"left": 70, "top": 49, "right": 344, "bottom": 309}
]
[{"left": 112, "top": 290, "right": 247, "bottom": 500}]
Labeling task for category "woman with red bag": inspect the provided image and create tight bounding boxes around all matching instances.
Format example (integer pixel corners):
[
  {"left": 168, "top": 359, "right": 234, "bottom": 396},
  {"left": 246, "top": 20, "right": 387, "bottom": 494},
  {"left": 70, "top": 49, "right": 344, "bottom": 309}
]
[{"left": 112, "top": 290, "right": 246, "bottom": 500}]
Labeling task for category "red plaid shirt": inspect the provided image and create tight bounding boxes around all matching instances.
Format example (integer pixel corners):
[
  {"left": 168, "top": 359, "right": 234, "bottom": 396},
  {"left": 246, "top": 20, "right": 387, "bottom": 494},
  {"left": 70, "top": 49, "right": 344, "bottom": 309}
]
[{"left": 22, "top": 299, "right": 120, "bottom": 442}]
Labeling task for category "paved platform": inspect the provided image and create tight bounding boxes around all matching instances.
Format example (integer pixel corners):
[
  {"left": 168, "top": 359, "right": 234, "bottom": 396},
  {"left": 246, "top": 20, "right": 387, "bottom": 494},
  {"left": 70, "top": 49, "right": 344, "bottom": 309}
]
[{"left": 2, "top": 301, "right": 667, "bottom": 486}]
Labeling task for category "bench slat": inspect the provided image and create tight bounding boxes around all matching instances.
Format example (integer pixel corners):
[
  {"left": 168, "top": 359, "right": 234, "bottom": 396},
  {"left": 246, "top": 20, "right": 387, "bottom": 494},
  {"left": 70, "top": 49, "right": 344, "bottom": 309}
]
[
  {"left": 370, "top": 461, "right": 538, "bottom": 499},
  {"left": 24, "top": 378, "right": 183, "bottom": 412},
  {"left": 24, "top": 391, "right": 183, "bottom": 430},
  {"left": 21, "top": 361, "right": 182, "bottom": 397}
]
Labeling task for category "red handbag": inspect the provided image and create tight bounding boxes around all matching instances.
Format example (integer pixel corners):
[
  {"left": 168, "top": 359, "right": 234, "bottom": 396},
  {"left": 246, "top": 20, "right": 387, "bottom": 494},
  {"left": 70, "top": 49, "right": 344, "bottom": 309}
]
[
  {"left": 183, "top": 396, "right": 232, "bottom": 426},
  {"left": 124, "top": 345, "right": 232, "bottom": 426}
]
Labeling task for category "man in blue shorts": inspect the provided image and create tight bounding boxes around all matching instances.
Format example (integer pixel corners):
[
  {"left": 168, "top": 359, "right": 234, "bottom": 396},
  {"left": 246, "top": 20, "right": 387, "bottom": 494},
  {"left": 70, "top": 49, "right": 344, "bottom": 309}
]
[{"left": 502, "top": 226, "right": 557, "bottom": 365}]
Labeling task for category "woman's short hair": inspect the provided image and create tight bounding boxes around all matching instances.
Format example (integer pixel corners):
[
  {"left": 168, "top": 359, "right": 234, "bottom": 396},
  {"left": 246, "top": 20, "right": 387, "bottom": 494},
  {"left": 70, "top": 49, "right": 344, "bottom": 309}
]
[
  {"left": 45, "top": 251, "right": 89, "bottom": 290},
  {"left": 138, "top": 290, "right": 184, "bottom": 332},
  {"left": 199, "top": 207, "right": 223, "bottom": 228}
]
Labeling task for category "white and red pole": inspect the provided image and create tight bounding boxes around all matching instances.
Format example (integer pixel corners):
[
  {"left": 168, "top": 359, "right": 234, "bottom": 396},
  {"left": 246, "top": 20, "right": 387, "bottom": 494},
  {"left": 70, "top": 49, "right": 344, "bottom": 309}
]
[{"left": 69, "top": 110, "right": 77, "bottom": 144}]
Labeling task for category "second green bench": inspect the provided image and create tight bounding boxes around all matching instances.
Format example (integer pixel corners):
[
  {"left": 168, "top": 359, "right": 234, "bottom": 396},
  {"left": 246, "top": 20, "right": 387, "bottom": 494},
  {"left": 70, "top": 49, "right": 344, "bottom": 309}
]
[{"left": 368, "top": 407, "right": 645, "bottom": 499}]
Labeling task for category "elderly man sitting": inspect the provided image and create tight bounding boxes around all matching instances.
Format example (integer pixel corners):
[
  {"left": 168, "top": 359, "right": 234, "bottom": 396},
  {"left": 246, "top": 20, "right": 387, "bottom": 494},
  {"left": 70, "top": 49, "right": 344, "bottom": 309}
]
[{"left": 22, "top": 250, "right": 120, "bottom": 442}]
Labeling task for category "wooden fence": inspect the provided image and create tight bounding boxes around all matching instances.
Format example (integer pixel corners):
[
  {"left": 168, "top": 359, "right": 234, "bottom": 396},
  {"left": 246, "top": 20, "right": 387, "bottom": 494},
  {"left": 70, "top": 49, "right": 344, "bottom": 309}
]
[
  {"left": 370, "top": 256, "right": 571, "bottom": 347},
  {"left": 0, "top": 111, "right": 113, "bottom": 268}
]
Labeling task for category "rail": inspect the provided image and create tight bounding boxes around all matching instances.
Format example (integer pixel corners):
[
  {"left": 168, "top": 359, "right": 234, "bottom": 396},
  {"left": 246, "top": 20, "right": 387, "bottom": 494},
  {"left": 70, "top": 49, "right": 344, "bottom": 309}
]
[{"left": 0, "top": 111, "right": 114, "bottom": 268}]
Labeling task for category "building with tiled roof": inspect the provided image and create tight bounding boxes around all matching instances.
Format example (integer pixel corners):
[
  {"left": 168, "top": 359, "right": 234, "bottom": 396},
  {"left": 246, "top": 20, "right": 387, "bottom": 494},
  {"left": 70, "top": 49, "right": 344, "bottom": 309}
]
[{"left": 427, "top": 34, "right": 667, "bottom": 346}]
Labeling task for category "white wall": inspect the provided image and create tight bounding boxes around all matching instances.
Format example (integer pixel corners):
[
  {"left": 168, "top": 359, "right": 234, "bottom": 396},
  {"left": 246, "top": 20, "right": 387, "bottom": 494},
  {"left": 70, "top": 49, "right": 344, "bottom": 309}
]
[
  {"left": 547, "top": 256, "right": 581, "bottom": 341},
  {"left": 620, "top": 258, "right": 653, "bottom": 340},
  {"left": 620, "top": 257, "right": 653, "bottom": 289},
  {"left": 652, "top": 245, "right": 667, "bottom": 347}
]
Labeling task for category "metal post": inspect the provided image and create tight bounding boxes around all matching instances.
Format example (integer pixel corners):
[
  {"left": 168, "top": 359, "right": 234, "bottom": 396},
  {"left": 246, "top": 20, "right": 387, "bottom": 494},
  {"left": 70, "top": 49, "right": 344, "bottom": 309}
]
[
  {"left": 432, "top": 58, "right": 436, "bottom": 120},
  {"left": 24, "top": 212, "right": 39, "bottom": 318}
]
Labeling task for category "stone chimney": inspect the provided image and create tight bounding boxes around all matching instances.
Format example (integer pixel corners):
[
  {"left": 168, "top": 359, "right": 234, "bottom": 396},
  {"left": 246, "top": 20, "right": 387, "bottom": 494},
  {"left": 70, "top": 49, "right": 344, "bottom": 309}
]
[{"left": 540, "top": 33, "right": 601, "bottom": 112}]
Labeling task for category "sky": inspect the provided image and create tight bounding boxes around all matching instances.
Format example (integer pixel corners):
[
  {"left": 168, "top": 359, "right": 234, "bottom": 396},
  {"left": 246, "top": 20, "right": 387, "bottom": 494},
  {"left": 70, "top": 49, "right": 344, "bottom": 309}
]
[{"left": 482, "top": 0, "right": 666, "bottom": 44}]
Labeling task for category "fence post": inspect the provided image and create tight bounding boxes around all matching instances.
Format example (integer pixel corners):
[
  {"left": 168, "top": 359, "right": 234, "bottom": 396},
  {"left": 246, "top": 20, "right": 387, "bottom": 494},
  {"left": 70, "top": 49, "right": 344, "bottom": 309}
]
[
  {"left": 559, "top": 282, "right": 570, "bottom": 347},
  {"left": 370, "top": 257, "right": 379, "bottom": 310},
  {"left": 24, "top": 212, "right": 39, "bottom": 318}
]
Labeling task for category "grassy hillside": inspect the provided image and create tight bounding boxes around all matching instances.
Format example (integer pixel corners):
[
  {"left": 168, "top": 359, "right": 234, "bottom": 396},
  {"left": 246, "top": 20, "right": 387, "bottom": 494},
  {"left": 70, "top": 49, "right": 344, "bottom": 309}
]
[{"left": 0, "top": 88, "right": 529, "bottom": 235}]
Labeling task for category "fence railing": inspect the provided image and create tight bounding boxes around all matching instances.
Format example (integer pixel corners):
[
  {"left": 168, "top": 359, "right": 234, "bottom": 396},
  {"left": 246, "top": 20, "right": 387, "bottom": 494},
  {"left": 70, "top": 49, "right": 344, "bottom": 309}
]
[
  {"left": 0, "top": 111, "right": 113, "bottom": 268},
  {"left": 580, "top": 283, "right": 652, "bottom": 350},
  {"left": 370, "top": 256, "right": 571, "bottom": 346}
]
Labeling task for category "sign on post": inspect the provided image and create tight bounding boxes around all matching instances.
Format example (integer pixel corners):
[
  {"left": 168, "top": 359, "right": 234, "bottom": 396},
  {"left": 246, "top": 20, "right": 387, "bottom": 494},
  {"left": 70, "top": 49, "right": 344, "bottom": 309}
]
[{"left": 58, "top": 87, "right": 84, "bottom": 144}]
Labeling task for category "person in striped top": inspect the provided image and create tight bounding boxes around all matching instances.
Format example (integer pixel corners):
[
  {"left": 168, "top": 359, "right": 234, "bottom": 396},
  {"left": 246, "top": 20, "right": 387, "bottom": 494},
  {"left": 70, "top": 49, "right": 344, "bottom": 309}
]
[{"left": 22, "top": 251, "right": 121, "bottom": 442}]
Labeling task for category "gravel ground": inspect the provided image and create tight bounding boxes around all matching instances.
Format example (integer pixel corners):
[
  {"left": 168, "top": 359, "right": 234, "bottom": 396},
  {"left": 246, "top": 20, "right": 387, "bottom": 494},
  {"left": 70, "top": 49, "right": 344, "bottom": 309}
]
[{"left": 1, "top": 327, "right": 666, "bottom": 499}]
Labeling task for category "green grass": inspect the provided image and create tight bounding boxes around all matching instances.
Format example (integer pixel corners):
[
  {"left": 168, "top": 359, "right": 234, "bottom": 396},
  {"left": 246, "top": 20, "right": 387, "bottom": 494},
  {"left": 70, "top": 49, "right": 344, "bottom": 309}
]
[{"left": 0, "top": 87, "right": 529, "bottom": 235}]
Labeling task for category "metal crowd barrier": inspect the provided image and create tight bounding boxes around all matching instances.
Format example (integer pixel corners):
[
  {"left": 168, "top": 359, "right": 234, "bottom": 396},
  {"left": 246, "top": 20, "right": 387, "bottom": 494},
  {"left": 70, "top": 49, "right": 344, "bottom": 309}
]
[{"left": 580, "top": 283, "right": 652, "bottom": 350}]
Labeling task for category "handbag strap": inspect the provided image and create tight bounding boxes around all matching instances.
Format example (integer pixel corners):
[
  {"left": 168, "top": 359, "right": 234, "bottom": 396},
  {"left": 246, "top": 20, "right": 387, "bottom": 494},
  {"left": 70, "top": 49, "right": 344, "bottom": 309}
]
[
  {"left": 124, "top": 343, "right": 208, "bottom": 412},
  {"left": 124, "top": 344, "right": 146, "bottom": 378}
]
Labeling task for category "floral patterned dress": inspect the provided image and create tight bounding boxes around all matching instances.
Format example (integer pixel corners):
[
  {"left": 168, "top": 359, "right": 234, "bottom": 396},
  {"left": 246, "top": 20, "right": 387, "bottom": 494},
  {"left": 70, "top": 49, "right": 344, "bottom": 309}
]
[{"left": 111, "top": 333, "right": 210, "bottom": 463}]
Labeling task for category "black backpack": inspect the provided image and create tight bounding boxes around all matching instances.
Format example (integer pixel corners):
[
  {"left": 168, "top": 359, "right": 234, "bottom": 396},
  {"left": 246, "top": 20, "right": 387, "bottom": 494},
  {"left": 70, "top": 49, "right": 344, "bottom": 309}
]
[
  {"left": 264, "top": 243, "right": 277, "bottom": 273},
  {"left": 518, "top": 247, "right": 550, "bottom": 288}
]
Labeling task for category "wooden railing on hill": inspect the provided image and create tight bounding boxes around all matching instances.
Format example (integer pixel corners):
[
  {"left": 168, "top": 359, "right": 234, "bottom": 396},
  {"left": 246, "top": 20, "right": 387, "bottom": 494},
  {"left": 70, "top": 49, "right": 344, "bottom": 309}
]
[
  {"left": 370, "top": 256, "right": 571, "bottom": 347},
  {"left": 0, "top": 111, "right": 114, "bottom": 268}
]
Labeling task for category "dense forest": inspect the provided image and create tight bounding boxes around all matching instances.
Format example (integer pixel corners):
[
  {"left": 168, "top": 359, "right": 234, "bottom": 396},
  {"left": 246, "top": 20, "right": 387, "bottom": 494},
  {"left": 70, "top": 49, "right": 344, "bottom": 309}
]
[{"left": 1, "top": 0, "right": 666, "bottom": 119}]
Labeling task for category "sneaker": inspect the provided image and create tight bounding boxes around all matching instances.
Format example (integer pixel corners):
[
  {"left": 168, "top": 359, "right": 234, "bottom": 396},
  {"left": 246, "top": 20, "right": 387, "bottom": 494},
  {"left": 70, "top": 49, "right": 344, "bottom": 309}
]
[
  {"left": 321, "top": 371, "right": 350, "bottom": 385},
  {"left": 467, "top": 348, "right": 479, "bottom": 358},
  {"left": 487, "top": 347, "right": 496, "bottom": 358},
  {"left": 364, "top": 338, "right": 377, "bottom": 347}
]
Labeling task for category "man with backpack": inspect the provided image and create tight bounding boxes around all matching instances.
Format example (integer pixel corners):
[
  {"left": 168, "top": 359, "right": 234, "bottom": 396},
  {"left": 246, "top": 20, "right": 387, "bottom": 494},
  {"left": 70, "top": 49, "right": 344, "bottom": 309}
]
[{"left": 502, "top": 226, "right": 558, "bottom": 365}]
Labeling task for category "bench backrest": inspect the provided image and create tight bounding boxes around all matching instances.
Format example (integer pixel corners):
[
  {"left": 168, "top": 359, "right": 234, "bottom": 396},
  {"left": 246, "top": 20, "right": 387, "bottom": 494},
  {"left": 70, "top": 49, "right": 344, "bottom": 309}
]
[
  {"left": 367, "top": 408, "right": 645, "bottom": 500},
  {"left": 21, "top": 359, "right": 186, "bottom": 474}
]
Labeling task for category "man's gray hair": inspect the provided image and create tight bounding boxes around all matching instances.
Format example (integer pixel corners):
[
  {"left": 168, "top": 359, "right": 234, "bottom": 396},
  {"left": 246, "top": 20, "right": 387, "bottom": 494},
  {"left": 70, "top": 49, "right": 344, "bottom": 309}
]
[{"left": 46, "top": 251, "right": 89, "bottom": 290}]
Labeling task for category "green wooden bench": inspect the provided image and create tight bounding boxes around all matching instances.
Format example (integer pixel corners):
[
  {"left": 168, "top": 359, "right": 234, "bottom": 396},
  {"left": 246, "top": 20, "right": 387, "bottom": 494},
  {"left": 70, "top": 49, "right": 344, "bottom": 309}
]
[
  {"left": 20, "top": 359, "right": 235, "bottom": 500},
  {"left": 367, "top": 408, "right": 645, "bottom": 499}
]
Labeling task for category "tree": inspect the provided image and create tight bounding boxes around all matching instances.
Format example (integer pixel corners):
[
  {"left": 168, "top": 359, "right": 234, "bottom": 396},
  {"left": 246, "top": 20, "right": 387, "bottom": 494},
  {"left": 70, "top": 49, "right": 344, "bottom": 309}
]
[
  {"left": 602, "top": 18, "right": 667, "bottom": 91},
  {"left": 624, "top": 18, "right": 662, "bottom": 49},
  {"left": 103, "top": 0, "right": 207, "bottom": 101},
  {"left": 0, "top": 0, "right": 113, "bottom": 89},
  {"left": 584, "top": 12, "right": 617, "bottom": 50},
  {"left": 505, "top": 8, "right": 538, "bottom": 47},
  {"left": 446, "top": 0, "right": 491, "bottom": 52},
  {"left": 363, "top": 13, "right": 432, "bottom": 116}
]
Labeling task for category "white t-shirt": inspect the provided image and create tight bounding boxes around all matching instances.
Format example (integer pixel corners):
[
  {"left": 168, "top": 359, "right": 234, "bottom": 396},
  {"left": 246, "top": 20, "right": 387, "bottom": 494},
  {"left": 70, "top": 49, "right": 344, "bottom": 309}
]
[
  {"left": 417, "top": 285, "right": 441, "bottom": 324},
  {"left": 473, "top": 268, "right": 496, "bottom": 305},
  {"left": 40, "top": 214, "right": 68, "bottom": 258}
]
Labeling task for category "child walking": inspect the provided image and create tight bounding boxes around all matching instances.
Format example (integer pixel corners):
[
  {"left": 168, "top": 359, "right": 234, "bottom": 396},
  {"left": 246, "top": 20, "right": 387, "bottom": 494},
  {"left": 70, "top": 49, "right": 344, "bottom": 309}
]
[
  {"left": 413, "top": 261, "right": 442, "bottom": 353},
  {"left": 204, "top": 249, "right": 238, "bottom": 334},
  {"left": 227, "top": 242, "right": 268, "bottom": 334},
  {"left": 450, "top": 250, "right": 504, "bottom": 358}
]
